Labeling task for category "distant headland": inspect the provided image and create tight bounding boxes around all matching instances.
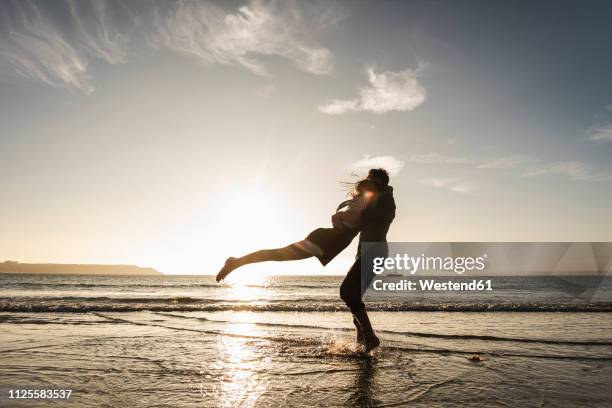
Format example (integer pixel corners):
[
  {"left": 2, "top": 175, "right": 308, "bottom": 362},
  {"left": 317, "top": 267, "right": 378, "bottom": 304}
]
[{"left": 0, "top": 261, "right": 162, "bottom": 276}]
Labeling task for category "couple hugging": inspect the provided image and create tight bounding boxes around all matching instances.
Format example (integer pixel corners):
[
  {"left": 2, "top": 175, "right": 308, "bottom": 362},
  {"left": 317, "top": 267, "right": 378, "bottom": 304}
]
[{"left": 216, "top": 168, "right": 396, "bottom": 353}]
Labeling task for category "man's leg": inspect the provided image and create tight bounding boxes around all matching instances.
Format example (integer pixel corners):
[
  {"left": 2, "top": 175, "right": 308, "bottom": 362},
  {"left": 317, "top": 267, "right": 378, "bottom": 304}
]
[
  {"left": 340, "top": 260, "right": 365, "bottom": 343},
  {"left": 340, "top": 258, "right": 380, "bottom": 352},
  {"left": 340, "top": 258, "right": 365, "bottom": 313}
]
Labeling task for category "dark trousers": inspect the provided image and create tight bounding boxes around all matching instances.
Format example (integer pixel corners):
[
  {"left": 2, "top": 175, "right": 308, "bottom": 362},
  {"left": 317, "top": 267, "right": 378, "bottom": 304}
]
[
  {"left": 340, "top": 257, "right": 368, "bottom": 314},
  {"left": 340, "top": 243, "right": 386, "bottom": 314}
]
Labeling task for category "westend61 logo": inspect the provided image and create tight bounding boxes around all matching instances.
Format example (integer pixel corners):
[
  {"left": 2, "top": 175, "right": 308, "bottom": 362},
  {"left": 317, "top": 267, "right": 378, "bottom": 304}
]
[
  {"left": 362, "top": 242, "right": 612, "bottom": 298},
  {"left": 372, "top": 253, "right": 488, "bottom": 275}
]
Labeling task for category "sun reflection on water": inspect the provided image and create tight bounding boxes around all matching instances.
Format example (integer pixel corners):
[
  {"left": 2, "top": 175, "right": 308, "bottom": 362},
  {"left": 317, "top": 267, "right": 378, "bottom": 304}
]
[
  {"left": 223, "top": 273, "right": 271, "bottom": 302},
  {"left": 201, "top": 273, "right": 272, "bottom": 406},
  {"left": 210, "top": 312, "right": 269, "bottom": 407}
]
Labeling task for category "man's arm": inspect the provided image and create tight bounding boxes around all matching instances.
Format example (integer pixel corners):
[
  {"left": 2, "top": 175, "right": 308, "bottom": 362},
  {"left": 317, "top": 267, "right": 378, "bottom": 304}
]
[{"left": 359, "top": 193, "right": 394, "bottom": 227}]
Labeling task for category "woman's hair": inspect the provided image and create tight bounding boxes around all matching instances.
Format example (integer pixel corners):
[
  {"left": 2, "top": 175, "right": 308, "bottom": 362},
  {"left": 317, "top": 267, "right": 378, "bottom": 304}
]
[
  {"left": 341, "top": 168, "right": 389, "bottom": 196},
  {"left": 353, "top": 179, "right": 373, "bottom": 197},
  {"left": 342, "top": 178, "right": 375, "bottom": 198}
]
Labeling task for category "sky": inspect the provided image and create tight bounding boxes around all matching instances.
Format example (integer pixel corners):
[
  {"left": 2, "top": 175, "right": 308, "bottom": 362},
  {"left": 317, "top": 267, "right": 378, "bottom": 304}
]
[{"left": 1, "top": 0, "right": 611, "bottom": 275}]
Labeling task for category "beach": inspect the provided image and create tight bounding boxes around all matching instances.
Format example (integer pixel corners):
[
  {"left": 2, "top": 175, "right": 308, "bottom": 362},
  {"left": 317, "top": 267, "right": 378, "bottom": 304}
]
[
  {"left": 1, "top": 274, "right": 612, "bottom": 407},
  {"left": 3, "top": 0, "right": 612, "bottom": 406}
]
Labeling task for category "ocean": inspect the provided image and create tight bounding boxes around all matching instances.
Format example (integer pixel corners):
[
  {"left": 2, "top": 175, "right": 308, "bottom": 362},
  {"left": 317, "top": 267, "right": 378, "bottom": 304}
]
[{"left": 1, "top": 273, "right": 612, "bottom": 407}]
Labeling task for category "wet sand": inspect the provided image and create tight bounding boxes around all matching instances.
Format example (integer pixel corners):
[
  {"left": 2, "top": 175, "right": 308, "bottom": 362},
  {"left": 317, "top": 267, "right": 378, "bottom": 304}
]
[{"left": 2, "top": 311, "right": 612, "bottom": 407}]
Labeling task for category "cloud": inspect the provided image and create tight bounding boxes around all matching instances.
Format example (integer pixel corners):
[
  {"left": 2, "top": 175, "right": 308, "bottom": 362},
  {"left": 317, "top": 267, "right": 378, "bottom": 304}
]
[
  {"left": 152, "top": 0, "right": 334, "bottom": 77},
  {"left": 477, "top": 155, "right": 535, "bottom": 169},
  {"left": 523, "top": 161, "right": 611, "bottom": 182},
  {"left": 319, "top": 99, "right": 358, "bottom": 115},
  {"left": 0, "top": 0, "right": 333, "bottom": 91},
  {"left": 319, "top": 67, "right": 426, "bottom": 114},
  {"left": 418, "top": 177, "right": 455, "bottom": 188},
  {"left": 479, "top": 155, "right": 611, "bottom": 183},
  {"left": 67, "top": 0, "right": 128, "bottom": 65},
  {"left": 449, "top": 183, "right": 476, "bottom": 194},
  {"left": 406, "top": 152, "right": 472, "bottom": 165},
  {"left": 418, "top": 178, "right": 476, "bottom": 194},
  {"left": 606, "top": 105, "right": 612, "bottom": 111},
  {"left": 0, "top": 0, "right": 128, "bottom": 93},
  {"left": 588, "top": 125, "right": 612, "bottom": 143},
  {"left": 349, "top": 151, "right": 610, "bottom": 189},
  {"left": 408, "top": 152, "right": 611, "bottom": 184},
  {"left": 350, "top": 155, "right": 405, "bottom": 176}
]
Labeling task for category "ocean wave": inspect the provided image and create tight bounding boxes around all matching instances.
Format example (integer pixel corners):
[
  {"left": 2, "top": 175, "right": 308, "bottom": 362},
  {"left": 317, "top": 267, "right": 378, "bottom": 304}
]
[
  {"left": 0, "top": 296, "right": 339, "bottom": 304},
  {"left": 1, "top": 282, "right": 219, "bottom": 289},
  {"left": 154, "top": 312, "right": 612, "bottom": 346},
  {"left": 1, "top": 301, "right": 611, "bottom": 313},
  {"left": 0, "top": 282, "right": 340, "bottom": 290}
]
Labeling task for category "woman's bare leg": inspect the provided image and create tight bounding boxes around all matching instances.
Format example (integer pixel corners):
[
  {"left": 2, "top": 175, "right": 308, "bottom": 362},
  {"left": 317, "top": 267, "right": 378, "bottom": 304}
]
[
  {"left": 237, "top": 245, "right": 312, "bottom": 265},
  {"left": 216, "top": 243, "right": 312, "bottom": 282}
]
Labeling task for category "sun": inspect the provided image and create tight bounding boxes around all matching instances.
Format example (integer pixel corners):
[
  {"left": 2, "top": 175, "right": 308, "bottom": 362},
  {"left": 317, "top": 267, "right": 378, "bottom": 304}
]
[
  {"left": 140, "top": 182, "right": 305, "bottom": 275},
  {"left": 204, "top": 183, "right": 297, "bottom": 277},
  {"left": 214, "top": 185, "right": 288, "bottom": 245}
]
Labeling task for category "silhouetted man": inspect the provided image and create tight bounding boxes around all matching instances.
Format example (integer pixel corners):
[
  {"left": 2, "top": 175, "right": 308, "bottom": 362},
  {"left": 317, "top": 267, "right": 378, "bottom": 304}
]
[{"left": 340, "top": 168, "right": 395, "bottom": 352}]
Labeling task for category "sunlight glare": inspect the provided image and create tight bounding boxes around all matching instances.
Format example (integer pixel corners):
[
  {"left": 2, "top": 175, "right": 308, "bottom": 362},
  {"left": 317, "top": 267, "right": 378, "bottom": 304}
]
[
  {"left": 206, "top": 183, "right": 297, "bottom": 277},
  {"left": 224, "top": 273, "right": 270, "bottom": 301}
]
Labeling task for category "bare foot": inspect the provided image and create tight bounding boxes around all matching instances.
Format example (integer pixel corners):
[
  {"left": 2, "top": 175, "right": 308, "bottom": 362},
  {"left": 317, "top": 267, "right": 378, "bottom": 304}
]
[
  {"left": 363, "top": 333, "right": 380, "bottom": 353},
  {"left": 354, "top": 317, "right": 365, "bottom": 345},
  {"left": 216, "top": 257, "right": 239, "bottom": 282}
]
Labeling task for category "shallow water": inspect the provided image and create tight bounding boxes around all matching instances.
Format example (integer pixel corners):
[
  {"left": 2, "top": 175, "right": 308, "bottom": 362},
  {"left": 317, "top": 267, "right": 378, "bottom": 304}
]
[
  {"left": 1, "top": 274, "right": 611, "bottom": 406},
  {"left": 1, "top": 274, "right": 611, "bottom": 312}
]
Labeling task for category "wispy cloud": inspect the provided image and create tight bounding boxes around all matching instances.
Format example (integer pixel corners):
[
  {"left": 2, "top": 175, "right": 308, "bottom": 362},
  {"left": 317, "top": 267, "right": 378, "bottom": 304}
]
[
  {"left": 418, "top": 177, "right": 476, "bottom": 194},
  {"left": 588, "top": 125, "right": 612, "bottom": 143},
  {"left": 67, "top": 0, "right": 128, "bottom": 65},
  {"left": 523, "top": 161, "right": 611, "bottom": 182},
  {"left": 351, "top": 152, "right": 478, "bottom": 193},
  {"left": 407, "top": 152, "right": 611, "bottom": 184},
  {"left": 406, "top": 152, "right": 472, "bottom": 165},
  {"left": 449, "top": 183, "right": 476, "bottom": 194},
  {"left": 0, "top": 0, "right": 333, "bottom": 92},
  {"left": 418, "top": 177, "right": 456, "bottom": 188},
  {"left": 319, "top": 66, "right": 426, "bottom": 115},
  {"left": 152, "top": 0, "right": 334, "bottom": 77},
  {"left": 0, "top": 0, "right": 128, "bottom": 93},
  {"left": 350, "top": 154, "right": 405, "bottom": 176},
  {"left": 350, "top": 150, "right": 610, "bottom": 188},
  {"left": 475, "top": 154, "right": 612, "bottom": 183},
  {"left": 477, "top": 155, "right": 535, "bottom": 169}
]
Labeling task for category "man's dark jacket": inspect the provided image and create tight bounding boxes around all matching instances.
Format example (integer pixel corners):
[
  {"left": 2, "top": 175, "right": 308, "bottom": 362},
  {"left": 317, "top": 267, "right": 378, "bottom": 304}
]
[{"left": 359, "top": 186, "right": 395, "bottom": 249}]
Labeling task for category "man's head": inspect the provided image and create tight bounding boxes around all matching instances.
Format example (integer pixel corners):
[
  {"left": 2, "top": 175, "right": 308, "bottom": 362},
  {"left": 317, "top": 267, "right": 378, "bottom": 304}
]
[{"left": 367, "top": 168, "right": 390, "bottom": 189}]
